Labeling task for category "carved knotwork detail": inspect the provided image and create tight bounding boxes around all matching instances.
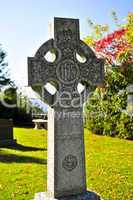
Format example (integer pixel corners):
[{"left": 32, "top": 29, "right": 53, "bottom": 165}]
[
  {"left": 28, "top": 18, "right": 104, "bottom": 108},
  {"left": 62, "top": 154, "right": 78, "bottom": 172}
]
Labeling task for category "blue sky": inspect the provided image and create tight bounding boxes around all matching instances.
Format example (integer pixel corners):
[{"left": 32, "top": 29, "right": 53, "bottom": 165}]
[{"left": 0, "top": 0, "right": 132, "bottom": 86}]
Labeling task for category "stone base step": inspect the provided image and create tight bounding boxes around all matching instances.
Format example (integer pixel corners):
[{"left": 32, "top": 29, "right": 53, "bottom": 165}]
[{"left": 34, "top": 191, "right": 103, "bottom": 200}]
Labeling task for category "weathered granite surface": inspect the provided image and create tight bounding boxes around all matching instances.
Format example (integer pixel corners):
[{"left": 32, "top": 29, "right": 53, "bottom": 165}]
[
  {"left": 28, "top": 17, "right": 104, "bottom": 200},
  {"left": 28, "top": 17, "right": 104, "bottom": 109},
  {"left": 47, "top": 107, "right": 86, "bottom": 197}
]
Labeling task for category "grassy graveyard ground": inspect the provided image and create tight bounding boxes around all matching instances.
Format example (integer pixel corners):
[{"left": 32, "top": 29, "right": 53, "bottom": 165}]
[{"left": 0, "top": 128, "right": 133, "bottom": 200}]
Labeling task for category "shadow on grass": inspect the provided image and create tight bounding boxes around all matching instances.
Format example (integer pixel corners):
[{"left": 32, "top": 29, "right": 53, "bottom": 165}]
[
  {"left": 4, "top": 143, "right": 47, "bottom": 152},
  {"left": 0, "top": 153, "right": 47, "bottom": 164}
]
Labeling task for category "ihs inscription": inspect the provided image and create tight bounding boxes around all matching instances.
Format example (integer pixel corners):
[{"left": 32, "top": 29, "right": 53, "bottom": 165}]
[{"left": 56, "top": 60, "right": 79, "bottom": 84}]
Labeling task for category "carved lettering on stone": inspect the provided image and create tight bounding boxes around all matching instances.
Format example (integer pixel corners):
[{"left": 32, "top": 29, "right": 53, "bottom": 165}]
[
  {"left": 62, "top": 154, "right": 78, "bottom": 172},
  {"left": 28, "top": 17, "right": 104, "bottom": 200}
]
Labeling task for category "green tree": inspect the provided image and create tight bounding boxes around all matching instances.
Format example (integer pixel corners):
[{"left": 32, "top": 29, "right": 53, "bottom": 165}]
[
  {"left": 84, "top": 12, "right": 133, "bottom": 139},
  {"left": 0, "top": 46, "right": 11, "bottom": 89}
]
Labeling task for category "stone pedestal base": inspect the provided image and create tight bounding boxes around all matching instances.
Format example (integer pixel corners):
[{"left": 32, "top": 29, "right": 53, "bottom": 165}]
[
  {"left": 0, "top": 139, "right": 17, "bottom": 147},
  {"left": 34, "top": 191, "right": 102, "bottom": 200}
]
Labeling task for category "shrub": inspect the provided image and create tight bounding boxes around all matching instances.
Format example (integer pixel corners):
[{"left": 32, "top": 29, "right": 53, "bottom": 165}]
[{"left": 84, "top": 12, "right": 133, "bottom": 139}]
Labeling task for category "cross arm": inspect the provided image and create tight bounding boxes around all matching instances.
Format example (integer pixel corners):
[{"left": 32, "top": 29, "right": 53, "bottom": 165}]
[
  {"left": 79, "top": 58, "right": 104, "bottom": 87},
  {"left": 78, "top": 52, "right": 104, "bottom": 103},
  {"left": 28, "top": 57, "right": 57, "bottom": 86}
]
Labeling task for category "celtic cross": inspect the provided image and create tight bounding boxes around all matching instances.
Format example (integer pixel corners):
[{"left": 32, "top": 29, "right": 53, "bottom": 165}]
[{"left": 28, "top": 17, "right": 104, "bottom": 200}]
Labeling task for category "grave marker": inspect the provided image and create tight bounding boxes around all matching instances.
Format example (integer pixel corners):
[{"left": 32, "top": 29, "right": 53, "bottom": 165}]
[
  {"left": 0, "top": 119, "right": 16, "bottom": 146},
  {"left": 28, "top": 17, "right": 104, "bottom": 200}
]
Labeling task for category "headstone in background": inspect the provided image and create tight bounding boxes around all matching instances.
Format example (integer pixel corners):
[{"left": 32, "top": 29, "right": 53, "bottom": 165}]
[
  {"left": 127, "top": 84, "right": 133, "bottom": 115},
  {"left": 0, "top": 119, "right": 16, "bottom": 147},
  {"left": 28, "top": 17, "right": 104, "bottom": 200}
]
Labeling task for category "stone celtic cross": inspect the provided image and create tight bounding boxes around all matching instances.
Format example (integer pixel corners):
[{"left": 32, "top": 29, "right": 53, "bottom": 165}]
[{"left": 28, "top": 17, "right": 104, "bottom": 200}]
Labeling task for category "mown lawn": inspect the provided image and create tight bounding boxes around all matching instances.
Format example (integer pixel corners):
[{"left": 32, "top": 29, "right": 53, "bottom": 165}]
[{"left": 0, "top": 128, "right": 133, "bottom": 200}]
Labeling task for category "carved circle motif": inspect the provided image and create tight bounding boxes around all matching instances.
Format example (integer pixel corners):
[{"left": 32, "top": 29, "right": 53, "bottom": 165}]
[
  {"left": 56, "top": 60, "right": 79, "bottom": 84},
  {"left": 62, "top": 154, "right": 78, "bottom": 171}
]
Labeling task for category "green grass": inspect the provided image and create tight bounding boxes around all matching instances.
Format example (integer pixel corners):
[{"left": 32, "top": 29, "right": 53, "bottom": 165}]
[{"left": 0, "top": 128, "right": 133, "bottom": 200}]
